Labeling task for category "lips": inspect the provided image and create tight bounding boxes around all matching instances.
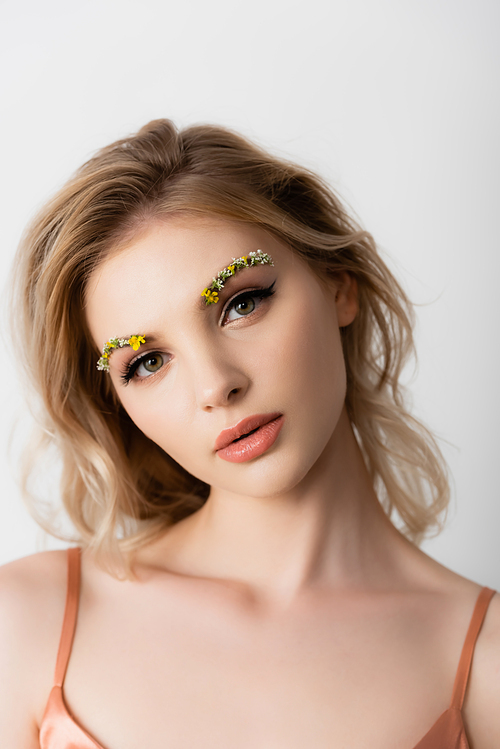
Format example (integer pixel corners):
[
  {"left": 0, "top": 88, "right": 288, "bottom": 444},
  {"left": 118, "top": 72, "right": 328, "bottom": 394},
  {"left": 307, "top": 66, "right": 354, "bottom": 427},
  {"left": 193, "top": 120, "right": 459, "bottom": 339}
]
[
  {"left": 215, "top": 412, "right": 283, "bottom": 452},
  {"left": 215, "top": 413, "right": 284, "bottom": 463}
]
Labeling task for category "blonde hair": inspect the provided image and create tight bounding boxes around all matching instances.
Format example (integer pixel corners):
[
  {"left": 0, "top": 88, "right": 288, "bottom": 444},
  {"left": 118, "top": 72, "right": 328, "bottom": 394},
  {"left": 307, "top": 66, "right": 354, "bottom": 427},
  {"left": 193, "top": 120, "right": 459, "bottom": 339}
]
[{"left": 12, "top": 119, "right": 449, "bottom": 567}]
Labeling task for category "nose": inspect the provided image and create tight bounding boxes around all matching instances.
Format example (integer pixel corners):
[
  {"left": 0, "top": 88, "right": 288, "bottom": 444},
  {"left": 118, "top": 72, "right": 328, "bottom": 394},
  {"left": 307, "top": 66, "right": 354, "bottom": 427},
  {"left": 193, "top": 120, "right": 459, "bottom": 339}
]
[{"left": 188, "top": 340, "right": 250, "bottom": 411}]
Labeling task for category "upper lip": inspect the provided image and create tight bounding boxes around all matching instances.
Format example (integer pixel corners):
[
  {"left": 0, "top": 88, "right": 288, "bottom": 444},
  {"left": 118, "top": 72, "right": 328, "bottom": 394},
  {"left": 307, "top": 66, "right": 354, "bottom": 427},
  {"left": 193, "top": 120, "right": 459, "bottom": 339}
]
[{"left": 214, "top": 412, "right": 282, "bottom": 451}]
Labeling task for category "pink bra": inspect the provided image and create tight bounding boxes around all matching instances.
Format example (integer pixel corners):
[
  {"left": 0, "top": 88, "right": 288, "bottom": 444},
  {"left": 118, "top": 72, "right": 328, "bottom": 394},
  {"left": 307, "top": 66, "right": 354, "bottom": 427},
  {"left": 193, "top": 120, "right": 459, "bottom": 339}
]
[{"left": 39, "top": 548, "right": 496, "bottom": 748}]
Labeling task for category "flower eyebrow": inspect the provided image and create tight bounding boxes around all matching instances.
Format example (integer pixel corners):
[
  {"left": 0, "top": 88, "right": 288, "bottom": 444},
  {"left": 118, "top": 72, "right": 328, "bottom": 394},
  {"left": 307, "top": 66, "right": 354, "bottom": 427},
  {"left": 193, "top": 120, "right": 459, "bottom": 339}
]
[
  {"left": 200, "top": 250, "right": 274, "bottom": 306},
  {"left": 97, "top": 334, "right": 146, "bottom": 372}
]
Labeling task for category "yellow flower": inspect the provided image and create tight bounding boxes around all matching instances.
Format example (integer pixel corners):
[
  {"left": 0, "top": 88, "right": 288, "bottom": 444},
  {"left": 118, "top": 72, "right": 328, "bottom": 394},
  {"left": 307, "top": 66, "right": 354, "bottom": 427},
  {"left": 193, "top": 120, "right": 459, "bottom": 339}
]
[
  {"left": 206, "top": 291, "right": 219, "bottom": 304},
  {"left": 227, "top": 265, "right": 235, "bottom": 274},
  {"left": 102, "top": 352, "right": 109, "bottom": 359},
  {"left": 128, "top": 335, "right": 145, "bottom": 351},
  {"left": 201, "top": 288, "right": 210, "bottom": 298},
  {"left": 241, "top": 256, "right": 248, "bottom": 264}
]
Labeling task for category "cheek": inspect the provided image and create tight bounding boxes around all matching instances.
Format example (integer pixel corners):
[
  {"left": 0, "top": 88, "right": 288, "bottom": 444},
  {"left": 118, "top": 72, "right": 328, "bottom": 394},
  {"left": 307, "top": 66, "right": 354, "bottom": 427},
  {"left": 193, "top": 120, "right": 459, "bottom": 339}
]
[
  {"left": 119, "top": 387, "right": 192, "bottom": 457},
  {"left": 127, "top": 397, "right": 214, "bottom": 486},
  {"left": 267, "top": 293, "right": 346, "bottom": 402}
]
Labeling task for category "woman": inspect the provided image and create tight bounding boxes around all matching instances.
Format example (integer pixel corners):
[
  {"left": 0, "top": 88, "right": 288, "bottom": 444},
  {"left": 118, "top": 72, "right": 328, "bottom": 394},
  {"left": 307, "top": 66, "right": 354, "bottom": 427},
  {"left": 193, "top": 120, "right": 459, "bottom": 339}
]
[{"left": 1, "top": 119, "right": 498, "bottom": 748}]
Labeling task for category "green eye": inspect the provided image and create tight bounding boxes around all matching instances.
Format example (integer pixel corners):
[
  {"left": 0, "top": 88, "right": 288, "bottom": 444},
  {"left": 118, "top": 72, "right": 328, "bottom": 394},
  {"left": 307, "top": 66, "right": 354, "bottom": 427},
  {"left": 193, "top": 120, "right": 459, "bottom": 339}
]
[
  {"left": 222, "top": 282, "right": 276, "bottom": 325},
  {"left": 121, "top": 351, "right": 168, "bottom": 384},
  {"left": 140, "top": 354, "right": 164, "bottom": 374},
  {"left": 234, "top": 297, "right": 256, "bottom": 316}
]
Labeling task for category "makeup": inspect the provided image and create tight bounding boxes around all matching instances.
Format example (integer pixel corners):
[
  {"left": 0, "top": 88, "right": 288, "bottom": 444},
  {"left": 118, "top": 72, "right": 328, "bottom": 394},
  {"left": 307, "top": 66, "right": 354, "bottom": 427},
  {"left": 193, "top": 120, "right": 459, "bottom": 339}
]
[
  {"left": 215, "top": 413, "right": 284, "bottom": 463},
  {"left": 97, "top": 334, "right": 145, "bottom": 372},
  {"left": 220, "top": 281, "right": 276, "bottom": 324},
  {"left": 201, "top": 250, "right": 274, "bottom": 305},
  {"left": 120, "top": 351, "right": 165, "bottom": 384}
]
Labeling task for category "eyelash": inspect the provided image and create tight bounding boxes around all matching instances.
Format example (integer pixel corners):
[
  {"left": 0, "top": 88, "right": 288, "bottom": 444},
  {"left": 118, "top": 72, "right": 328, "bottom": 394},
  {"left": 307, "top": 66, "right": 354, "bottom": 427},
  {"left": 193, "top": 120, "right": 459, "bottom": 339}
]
[
  {"left": 220, "top": 281, "right": 276, "bottom": 325},
  {"left": 120, "top": 352, "right": 164, "bottom": 385},
  {"left": 120, "top": 281, "right": 277, "bottom": 385}
]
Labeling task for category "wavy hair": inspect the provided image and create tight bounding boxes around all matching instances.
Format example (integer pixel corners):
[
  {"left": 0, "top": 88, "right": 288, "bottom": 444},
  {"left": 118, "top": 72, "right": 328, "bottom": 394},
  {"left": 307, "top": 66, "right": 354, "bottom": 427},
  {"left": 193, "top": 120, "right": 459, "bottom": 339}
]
[{"left": 11, "top": 119, "right": 449, "bottom": 569}]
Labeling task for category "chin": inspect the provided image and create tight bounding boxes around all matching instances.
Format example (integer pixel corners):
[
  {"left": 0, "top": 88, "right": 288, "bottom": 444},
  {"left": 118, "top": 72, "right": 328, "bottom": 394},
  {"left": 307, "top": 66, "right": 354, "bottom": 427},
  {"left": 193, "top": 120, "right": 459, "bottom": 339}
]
[{"left": 209, "top": 438, "right": 333, "bottom": 500}]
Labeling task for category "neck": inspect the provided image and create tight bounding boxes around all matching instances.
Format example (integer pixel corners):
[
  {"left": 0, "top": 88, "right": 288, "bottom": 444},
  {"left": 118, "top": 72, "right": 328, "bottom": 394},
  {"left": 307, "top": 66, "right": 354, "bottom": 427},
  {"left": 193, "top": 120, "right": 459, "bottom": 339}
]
[{"left": 138, "top": 408, "right": 411, "bottom": 603}]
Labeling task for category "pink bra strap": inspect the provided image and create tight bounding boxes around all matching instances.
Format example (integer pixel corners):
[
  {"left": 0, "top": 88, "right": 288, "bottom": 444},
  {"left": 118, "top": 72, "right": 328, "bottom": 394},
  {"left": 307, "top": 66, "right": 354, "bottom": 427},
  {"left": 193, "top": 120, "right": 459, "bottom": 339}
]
[
  {"left": 54, "top": 547, "right": 81, "bottom": 688},
  {"left": 450, "top": 586, "right": 496, "bottom": 709}
]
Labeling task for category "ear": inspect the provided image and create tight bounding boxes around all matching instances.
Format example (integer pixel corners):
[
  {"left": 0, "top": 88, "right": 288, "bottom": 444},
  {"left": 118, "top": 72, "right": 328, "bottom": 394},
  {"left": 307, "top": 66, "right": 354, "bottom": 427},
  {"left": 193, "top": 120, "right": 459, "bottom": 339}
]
[{"left": 333, "top": 271, "right": 358, "bottom": 327}]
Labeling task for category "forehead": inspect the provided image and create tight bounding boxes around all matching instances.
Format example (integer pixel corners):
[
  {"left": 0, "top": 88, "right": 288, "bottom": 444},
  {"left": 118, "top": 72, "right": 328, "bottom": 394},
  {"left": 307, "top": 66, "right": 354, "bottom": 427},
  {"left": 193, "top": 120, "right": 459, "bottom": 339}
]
[
  {"left": 84, "top": 215, "right": 296, "bottom": 346},
  {"left": 96, "top": 216, "right": 278, "bottom": 278}
]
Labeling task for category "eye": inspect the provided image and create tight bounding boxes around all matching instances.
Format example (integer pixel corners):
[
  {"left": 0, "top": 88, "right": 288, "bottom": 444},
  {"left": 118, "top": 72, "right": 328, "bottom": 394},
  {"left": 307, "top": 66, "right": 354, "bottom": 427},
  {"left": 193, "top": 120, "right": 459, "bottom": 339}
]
[
  {"left": 136, "top": 354, "right": 164, "bottom": 376},
  {"left": 222, "top": 282, "right": 276, "bottom": 325},
  {"left": 227, "top": 295, "right": 256, "bottom": 320},
  {"left": 120, "top": 352, "right": 166, "bottom": 384}
]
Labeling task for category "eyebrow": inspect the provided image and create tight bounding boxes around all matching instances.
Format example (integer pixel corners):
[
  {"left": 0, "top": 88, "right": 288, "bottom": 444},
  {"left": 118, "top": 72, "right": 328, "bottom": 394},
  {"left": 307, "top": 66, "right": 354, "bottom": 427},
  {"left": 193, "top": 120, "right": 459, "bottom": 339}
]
[
  {"left": 112, "top": 333, "right": 162, "bottom": 348},
  {"left": 97, "top": 333, "right": 159, "bottom": 372},
  {"left": 200, "top": 250, "right": 274, "bottom": 306}
]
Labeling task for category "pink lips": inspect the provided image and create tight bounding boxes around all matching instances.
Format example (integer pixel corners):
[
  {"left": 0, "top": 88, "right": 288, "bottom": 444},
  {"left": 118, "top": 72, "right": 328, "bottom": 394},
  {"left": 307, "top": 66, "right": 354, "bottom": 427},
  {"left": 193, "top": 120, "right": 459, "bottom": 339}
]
[{"left": 215, "top": 412, "right": 284, "bottom": 463}]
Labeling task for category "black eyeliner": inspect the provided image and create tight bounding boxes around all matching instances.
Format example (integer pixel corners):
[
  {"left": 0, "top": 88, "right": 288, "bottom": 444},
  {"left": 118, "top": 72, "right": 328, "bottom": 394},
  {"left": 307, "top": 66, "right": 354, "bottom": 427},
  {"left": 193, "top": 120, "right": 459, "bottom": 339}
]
[
  {"left": 219, "top": 280, "right": 277, "bottom": 324},
  {"left": 120, "top": 359, "right": 139, "bottom": 385},
  {"left": 120, "top": 352, "right": 149, "bottom": 385}
]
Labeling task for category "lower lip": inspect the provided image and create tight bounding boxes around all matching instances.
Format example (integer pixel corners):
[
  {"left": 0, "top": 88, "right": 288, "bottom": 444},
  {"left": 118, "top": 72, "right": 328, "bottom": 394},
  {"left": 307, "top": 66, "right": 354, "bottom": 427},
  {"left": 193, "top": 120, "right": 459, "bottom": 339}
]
[{"left": 216, "top": 415, "right": 284, "bottom": 463}]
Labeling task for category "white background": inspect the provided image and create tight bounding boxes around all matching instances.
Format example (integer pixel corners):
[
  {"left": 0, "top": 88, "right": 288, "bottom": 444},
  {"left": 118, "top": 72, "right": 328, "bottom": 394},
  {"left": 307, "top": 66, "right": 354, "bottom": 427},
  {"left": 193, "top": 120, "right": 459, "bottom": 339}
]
[{"left": 0, "top": 0, "right": 499, "bottom": 586}]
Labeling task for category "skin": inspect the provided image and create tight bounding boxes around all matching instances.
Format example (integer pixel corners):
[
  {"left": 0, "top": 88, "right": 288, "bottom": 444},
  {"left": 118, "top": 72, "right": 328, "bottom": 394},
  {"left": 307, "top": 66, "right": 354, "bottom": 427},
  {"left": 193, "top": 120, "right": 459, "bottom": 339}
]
[{"left": 0, "top": 215, "right": 499, "bottom": 749}]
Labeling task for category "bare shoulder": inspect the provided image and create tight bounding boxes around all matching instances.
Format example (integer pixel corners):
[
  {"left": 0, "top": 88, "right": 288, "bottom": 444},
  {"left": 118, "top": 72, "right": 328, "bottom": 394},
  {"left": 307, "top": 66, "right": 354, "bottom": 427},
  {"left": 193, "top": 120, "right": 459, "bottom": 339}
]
[
  {"left": 0, "top": 550, "right": 69, "bottom": 745},
  {"left": 0, "top": 549, "right": 69, "bottom": 630},
  {"left": 464, "top": 587, "right": 500, "bottom": 749},
  {"left": 403, "top": 544, "right": 500, "bottom": 747}
]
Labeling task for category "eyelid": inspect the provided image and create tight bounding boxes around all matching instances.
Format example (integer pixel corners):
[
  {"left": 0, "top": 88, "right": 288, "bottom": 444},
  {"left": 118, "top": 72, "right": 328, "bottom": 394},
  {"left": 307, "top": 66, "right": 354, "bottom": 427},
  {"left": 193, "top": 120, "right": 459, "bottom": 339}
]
[
  {"left": 125, "top": 348, "right": 150, "bottom": 371},
  {"left": 219, "top": 287, "right": 258, "bottom": 323},
  {"left": 120, "top": 348, "right": 166, "bottom": 384},
  {"left": 219, "top": 282, "right": 276, "bottom": 325}
]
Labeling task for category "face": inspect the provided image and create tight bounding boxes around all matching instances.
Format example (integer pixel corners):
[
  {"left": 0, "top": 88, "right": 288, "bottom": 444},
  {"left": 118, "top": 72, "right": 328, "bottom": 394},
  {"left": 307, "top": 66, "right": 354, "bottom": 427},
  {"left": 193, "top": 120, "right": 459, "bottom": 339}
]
[{"left": 85, "top": 216, "right": 356, "bottom": 499}]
